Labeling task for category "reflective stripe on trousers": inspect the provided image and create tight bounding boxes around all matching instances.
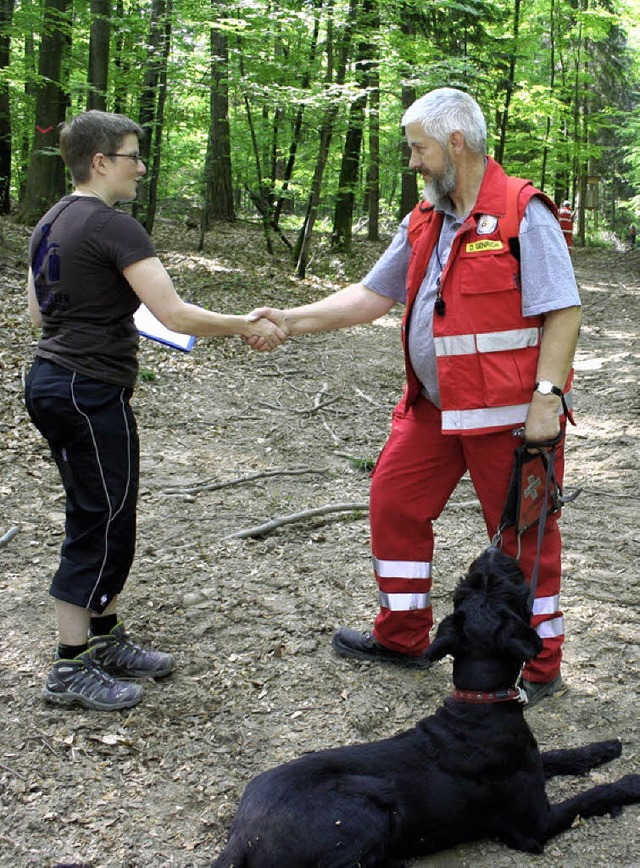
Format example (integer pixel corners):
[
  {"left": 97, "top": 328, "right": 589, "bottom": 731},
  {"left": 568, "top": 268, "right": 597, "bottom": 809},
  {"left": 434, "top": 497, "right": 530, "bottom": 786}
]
[{"left": 369, "top": 394, "right": 565, "bottom": 681}]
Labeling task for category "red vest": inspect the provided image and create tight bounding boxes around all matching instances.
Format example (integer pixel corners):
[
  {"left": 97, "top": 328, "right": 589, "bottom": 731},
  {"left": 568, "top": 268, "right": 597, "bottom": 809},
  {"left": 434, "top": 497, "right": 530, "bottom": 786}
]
[
  {"left": 558, "top": 206, "right": 573, "bottom": 250},
  {"left": 402, "top": 157, "right": 563, "bottom": 435}
]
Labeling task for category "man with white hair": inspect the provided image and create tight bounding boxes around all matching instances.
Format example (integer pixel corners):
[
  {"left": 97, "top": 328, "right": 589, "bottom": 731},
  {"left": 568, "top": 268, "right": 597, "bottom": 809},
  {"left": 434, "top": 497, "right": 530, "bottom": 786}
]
[{"left": 249, "top": 87, "right": 582, "bottom": 706}]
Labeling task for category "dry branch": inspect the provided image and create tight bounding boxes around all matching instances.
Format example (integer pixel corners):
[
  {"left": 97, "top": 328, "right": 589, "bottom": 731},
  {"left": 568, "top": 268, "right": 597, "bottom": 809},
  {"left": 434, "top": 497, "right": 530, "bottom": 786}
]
[
  {"left": 162, "top": 467, "right": 325, "bottom": 496},
  {"left": 0, "top": 526, "right": 19, "bottom": 548},
  {"left": 222, "top": 498, "right": 481, "bottom": 541},
  {"left": 221, "top": 502, "right": 369, "bottom": 541}
]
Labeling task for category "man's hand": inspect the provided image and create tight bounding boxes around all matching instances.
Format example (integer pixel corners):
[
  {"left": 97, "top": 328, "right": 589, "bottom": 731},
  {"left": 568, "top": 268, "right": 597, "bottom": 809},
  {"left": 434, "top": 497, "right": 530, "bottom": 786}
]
[
  {"left": 244, "top": 308, "right": 288, "bottom": 351},
  {"left": 524, "top": 391, "right": 561, "bottom": 446}
]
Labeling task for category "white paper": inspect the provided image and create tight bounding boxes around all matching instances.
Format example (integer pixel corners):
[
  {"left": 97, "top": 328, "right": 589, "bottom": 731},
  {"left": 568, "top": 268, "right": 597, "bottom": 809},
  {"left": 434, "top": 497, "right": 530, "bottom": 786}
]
[{"left": 134, "top": 304, "right": 196, "bottom": 352}]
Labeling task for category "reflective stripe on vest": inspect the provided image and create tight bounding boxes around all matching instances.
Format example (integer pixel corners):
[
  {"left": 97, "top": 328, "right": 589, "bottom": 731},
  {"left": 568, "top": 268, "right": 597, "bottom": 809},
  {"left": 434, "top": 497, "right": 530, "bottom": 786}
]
[
  {"left": 373, "top": 556, "right": 432, "bottom": 580},
  {"left": 532, "top": 594, "right": 561, "bottom": 617},
  {"left": 379, "top": 591, "right": 431, "bottom": 612},
  {"left": 441, "top": 388, "right": 573, "bottom": 433},
  {"left": 441, "top": 403, "right": 530, "bottom": 432},
  {"left": 434, "top": 327, "right": 542, "bottom": 358},
  {"left": 536, "top": 616, "right": 564, "bottom": 639}
]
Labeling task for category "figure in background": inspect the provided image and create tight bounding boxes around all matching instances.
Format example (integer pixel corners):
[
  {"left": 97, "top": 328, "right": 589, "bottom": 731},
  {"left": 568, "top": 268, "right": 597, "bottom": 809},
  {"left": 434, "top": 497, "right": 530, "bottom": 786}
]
[
  {"left": 558, "top": 200, "right": 574, "bottom": 254},
  {"left": 25, "top": 110, "right": 285, "bottom": 711},
  {"left": 247, "top": 88, "right": 582, "bottom": 707},
  {"left": 628, "top": 223, "right": 636, "bottom": 248}
]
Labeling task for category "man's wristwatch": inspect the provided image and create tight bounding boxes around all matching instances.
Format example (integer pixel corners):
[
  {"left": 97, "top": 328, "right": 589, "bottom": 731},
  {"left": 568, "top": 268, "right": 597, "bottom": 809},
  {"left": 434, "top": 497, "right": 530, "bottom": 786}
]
[
  {"left": 534, "top": 380, "right": 570, "bottom": 419},
  {"left": 534, "top": 380, "right": 562, "bottom": 398}
]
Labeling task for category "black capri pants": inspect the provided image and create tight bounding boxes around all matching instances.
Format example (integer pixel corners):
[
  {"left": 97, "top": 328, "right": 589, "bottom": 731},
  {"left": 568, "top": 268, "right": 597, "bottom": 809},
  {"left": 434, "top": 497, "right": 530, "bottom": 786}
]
[{"left": 25, "top": 358, "right": 139, "bottom": 613}]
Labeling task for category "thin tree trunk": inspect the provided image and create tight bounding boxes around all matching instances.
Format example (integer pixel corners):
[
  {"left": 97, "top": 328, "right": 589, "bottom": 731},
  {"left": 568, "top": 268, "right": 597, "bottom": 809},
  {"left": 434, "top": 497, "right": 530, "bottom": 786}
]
[
  {"left": 87, "top": 0, "right": 111, "bottom": 111},
  {"left": 331, "top": 0, "right": 375, "bottom": 253},
  {"left": 112, "top": 0, "right": 128, "bottom": 115},
  {"left": 273, "top": 0, "right": 322, "bottom": 228},
  {"left": 145, "top": 0, "right": 172, "bottom": 235},
  {"left": 0, "top": 0, "right": 15, "bottom": 214},
  {"left": 494, "top": 0, "right": 521, "bottom": 165},
  {"left": 399, "top": 83, "right": 417, "bottom": 219},
  {"left": 237, "top": 35, "right": 273, "bottom": 253},
  {"left": 133, "top": 0, "right": 172, "bottom": 232},
  {"left": 17, "top": 0, "right": 71, "bottom": 224},
  {"left": 294, "top": 0, "right": 357, "bottom": 277},
  {"left": 540, "top": 0, "right": 556, "bottom": 190},
  {"left": 201, "top": 4, "right": 234, "bottom": 240},
  {"left": 365, "top": 0, "right": 380, "bottom": 242}
]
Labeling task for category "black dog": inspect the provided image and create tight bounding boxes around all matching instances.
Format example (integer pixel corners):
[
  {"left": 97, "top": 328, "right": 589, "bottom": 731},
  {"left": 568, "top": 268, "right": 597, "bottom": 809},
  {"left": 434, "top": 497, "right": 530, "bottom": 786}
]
[{"left": 212, "top": 548, "right": 640, "bottom": 867}]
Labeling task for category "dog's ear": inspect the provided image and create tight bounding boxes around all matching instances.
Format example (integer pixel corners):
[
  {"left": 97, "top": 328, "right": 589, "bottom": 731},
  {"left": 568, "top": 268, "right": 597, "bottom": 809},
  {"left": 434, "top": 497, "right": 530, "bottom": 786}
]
[
  {"left": 423, "top": 612, "right": 459, "bottom": 661},
  {"left": 496, "top": 614, "right": 543, "bottom": 663}
]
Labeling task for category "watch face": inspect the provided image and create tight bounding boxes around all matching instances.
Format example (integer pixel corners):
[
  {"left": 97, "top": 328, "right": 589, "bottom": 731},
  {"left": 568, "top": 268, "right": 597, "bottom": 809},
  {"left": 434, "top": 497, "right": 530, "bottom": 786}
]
[{"left": 537, "top": 381, "right": 554, "bottom": 395}]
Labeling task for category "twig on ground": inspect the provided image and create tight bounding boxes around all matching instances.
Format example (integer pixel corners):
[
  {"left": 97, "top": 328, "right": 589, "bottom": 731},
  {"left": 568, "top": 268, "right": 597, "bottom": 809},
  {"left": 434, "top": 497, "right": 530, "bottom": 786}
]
[
  {"left": 0, "top": 526, "right": 19, "bottom": 548},
  {"left": 566, "top": 485, "right": 638, "bottom": 499},
  {"left": 162, "top": 467, "right": 325, "bottom": 496},
  {"left": 224, "top": 496, "right": 482, "bottom": 542},
  {"left": 221, "top": 502, "right": 369, "bottom": 541},
  {"left": 222, "top": 498, "right": 481, "bottom": 541},
  {"left": 0, "top": 762, "right": 26, "bottom": 780},
  {"left": 353, "top": 387, "right": 383, "bottom": 408}
]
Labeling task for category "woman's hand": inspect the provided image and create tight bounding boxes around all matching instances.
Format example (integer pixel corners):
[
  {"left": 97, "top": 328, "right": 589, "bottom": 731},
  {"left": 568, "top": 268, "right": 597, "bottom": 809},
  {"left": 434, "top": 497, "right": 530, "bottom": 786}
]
[
  {"left": 244, "top": 313, "right": 287, "bottom": 352},
  {"left": 243, "top": 308, "right": 288, "bottom": 351}
]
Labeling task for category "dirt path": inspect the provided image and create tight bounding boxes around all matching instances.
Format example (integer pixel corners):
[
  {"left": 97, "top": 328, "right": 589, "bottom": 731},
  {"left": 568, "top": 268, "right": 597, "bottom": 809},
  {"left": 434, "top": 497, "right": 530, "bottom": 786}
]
[{"left": 0, "top": 219, "right": 638, "bottom": 867}]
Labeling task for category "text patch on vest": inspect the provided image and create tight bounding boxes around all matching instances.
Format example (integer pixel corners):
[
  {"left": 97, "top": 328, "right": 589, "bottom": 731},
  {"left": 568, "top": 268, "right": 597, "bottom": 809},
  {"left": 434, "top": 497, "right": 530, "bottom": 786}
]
[{"left": 466, "top": 239, "right": 505, "bottom": 253}]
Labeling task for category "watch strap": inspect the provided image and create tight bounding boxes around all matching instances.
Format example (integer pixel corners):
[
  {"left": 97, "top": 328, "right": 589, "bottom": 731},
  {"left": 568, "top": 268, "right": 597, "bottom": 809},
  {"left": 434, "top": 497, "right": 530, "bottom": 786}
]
[{"left": 535, "top": 381, "right": 570, "bottom": 420}]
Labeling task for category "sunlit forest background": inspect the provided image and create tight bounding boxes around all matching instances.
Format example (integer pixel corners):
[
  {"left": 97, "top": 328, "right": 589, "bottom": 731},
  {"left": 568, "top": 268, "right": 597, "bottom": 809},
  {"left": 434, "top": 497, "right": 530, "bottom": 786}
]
[{"left": 2, "top": 0, "right": 640, "bottom": 272}]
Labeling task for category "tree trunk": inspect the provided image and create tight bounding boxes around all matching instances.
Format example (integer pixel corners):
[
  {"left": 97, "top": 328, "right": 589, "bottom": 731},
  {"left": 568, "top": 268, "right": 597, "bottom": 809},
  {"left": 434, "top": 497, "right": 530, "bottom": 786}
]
[
  {"left": 397, "top": 18, "right": 417, "bottom": 220},
  {"left": 87, "top": 0, "right": 111, "bottom": 111},
  {"left": 331, "top": 0, "right": 376, "bottom": 253},
  {"left": 112, "top": 0, "right": 128, "bottom": 115},
  {"left": 399, "top": 82, "right": 417, "bottom": 220},
  {"left": 132, "top": 0, "right": 172, "bottom": 233},
  {"left": 494, "top": 0, "right": 521, "bottom": 165},
  {"left": 145, "top": 0, "right": 171, "bottom": 235},
  {"left": 365, "top": 0, "right": 380, "bottom": 243},
  {"left": 201, "top": 5, "right": 234, "bottom": 238},
  {"left": 16, "top": 0, "right": 71, "bottom": 225},
  {"left": 272, "top": 0, "right": 322, "bottom": 228},
  {"left": 295, "top": 0, "right": 357, "bottom": 277},
  {"left": 540, "top": 0, "right": 556, "bottom": 190},
  {"left": 0, "top": 0, "right": 15, "bottom": 214}
]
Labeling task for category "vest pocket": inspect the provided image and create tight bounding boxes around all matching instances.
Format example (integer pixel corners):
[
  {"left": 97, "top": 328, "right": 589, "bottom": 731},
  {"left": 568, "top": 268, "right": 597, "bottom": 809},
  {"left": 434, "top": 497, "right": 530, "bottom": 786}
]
[
  {"left": 458, "top": 250, "right": 517, "bottom": 295},
  {"left": 478, "top": 348, "right": 538, "bottom": 406}
]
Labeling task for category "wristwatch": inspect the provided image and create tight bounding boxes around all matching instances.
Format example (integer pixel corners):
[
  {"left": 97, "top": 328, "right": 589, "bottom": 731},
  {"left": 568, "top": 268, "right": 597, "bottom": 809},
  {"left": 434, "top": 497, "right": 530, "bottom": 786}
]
[
  {"left": 535, "top": 380, "right": 571, "bottom": 419},
  {"left": 534, "top": 380, "right": 562, "bottom": 398}
]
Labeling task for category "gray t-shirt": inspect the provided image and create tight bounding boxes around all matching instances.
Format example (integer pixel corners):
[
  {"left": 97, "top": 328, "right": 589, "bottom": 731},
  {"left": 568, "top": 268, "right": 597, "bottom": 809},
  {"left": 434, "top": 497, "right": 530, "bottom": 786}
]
[{"left": 362, "top": 196, "right": 581, "bottom": 406}]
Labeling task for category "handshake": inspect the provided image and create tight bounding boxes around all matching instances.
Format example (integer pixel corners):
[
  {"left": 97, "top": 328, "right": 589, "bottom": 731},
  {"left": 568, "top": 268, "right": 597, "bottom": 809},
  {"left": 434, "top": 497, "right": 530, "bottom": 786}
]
[{"left": 242, "top": 307, "right": 288, "bottom": 352}]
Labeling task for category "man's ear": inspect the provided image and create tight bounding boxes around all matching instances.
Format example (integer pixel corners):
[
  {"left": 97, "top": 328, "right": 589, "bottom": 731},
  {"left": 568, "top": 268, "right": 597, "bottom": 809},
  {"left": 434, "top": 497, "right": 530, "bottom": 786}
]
[{"left": 449, "top": 131, "right": 465, "bottom": 154}]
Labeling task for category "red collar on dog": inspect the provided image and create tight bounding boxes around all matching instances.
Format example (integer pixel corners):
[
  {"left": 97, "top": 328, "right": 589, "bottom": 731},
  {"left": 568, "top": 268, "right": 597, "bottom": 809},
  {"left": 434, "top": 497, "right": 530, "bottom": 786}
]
[{"left": 451, "top": 687, "right": 527, "bottom": 704}]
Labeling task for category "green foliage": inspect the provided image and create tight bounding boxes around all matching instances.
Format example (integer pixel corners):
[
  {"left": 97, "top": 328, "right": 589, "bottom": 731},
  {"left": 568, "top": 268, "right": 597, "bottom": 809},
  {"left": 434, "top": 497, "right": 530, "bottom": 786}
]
[
  {"left": 2, "top": 0, "right": 640, "bottom": 237},
  {"left": 138, "top": 367, "right": 157, "bottom": 382}
]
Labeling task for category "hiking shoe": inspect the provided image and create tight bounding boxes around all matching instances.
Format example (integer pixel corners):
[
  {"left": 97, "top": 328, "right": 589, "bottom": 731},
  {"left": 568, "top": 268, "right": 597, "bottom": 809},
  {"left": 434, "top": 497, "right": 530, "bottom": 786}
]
[
  {"left": 42, "top": 650, "right": 144, "bottom": 710},
  {"left": 89, "top": 622, "right": 174, "bottom": 679},
  {"left": 522, "top": 674, "right": 567, "bottom": 708},
  {"left": 332, "top": 628, "right": 432, "bottom": 670}
]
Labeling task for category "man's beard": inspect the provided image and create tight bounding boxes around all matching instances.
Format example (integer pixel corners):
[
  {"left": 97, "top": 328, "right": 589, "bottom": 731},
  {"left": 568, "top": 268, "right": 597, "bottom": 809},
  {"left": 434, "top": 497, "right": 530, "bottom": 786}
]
[{"left": 422, "top": 156, "right": 456, "bottom": 205}]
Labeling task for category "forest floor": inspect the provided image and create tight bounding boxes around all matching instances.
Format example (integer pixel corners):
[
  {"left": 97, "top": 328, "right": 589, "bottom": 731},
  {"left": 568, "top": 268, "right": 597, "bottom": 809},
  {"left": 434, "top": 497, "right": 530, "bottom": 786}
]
[{"left": 0, "top": 214, "right": 638, "bottom": 868}]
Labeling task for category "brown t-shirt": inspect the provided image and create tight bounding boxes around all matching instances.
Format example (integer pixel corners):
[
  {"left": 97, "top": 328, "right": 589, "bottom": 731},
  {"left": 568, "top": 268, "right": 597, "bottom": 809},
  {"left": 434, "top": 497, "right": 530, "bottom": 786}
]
[{"left": 29, "top": 195, "right": 157, "bottom": 388}]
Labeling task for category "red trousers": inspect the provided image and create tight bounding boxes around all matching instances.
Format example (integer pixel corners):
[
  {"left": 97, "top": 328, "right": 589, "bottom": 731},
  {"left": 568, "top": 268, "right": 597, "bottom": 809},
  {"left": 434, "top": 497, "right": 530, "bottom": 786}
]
[{"left": 369, "top": 395, "right": 564, "bottom": 682}]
